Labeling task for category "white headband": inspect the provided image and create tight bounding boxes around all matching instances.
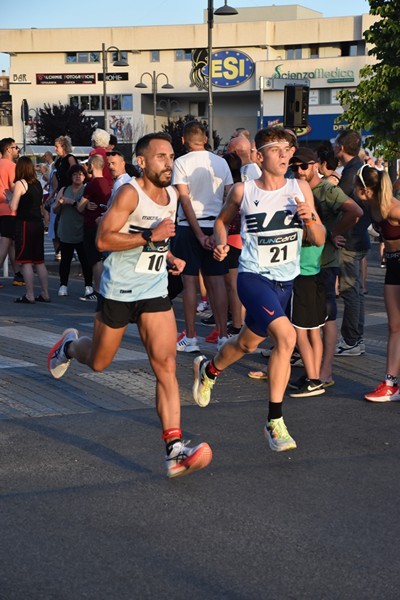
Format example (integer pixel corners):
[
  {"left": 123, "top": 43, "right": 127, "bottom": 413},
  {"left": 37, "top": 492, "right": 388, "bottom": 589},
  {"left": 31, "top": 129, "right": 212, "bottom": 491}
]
[{"left": 256, "top": 141, "right": 290, "bottom": 151}]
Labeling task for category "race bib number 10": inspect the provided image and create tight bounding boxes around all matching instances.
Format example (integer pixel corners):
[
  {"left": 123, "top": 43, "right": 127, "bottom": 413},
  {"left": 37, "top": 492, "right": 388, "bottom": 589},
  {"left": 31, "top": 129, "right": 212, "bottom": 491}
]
[
  {"left": 135, "top": 242, "right": 168, "bottom": 274},
  {"left": 257, "top": 229, "right": 299, "bottom": 268}
]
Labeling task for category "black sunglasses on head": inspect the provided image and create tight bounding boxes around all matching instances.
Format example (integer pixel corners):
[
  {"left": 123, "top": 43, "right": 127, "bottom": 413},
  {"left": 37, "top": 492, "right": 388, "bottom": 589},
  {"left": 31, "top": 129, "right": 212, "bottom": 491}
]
[{"left": 290, "top": 161, "right": 316, "bottom": 172}]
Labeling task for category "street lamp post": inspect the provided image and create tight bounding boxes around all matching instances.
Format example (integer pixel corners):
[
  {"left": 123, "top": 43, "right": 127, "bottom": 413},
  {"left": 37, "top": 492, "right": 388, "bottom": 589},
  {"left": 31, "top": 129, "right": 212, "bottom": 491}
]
[
  {"left": 156, "top": 98, "right": 183, "bottom": 122},
  {"left": 207, "top": 1, "right": 238, "bottom": 148},
  {"left": 102, "top": 43, "right": 129, "bottom": 131},
  {"left": 135, "top": 71, "right": 174, "bottom": 132}
]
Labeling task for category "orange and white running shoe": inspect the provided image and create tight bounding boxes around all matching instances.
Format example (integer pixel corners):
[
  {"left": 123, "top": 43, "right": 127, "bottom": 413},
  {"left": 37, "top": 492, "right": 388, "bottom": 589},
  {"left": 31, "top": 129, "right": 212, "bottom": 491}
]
[{"left": 166, "top": 440, "right": 212, "bottom": 478}]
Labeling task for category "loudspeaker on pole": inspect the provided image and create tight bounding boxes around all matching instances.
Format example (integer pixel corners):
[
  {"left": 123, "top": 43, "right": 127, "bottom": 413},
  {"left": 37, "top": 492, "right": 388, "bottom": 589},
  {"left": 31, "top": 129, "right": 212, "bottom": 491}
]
[{"left": 283, "top": 85, "right": 309, "bottom": 128}]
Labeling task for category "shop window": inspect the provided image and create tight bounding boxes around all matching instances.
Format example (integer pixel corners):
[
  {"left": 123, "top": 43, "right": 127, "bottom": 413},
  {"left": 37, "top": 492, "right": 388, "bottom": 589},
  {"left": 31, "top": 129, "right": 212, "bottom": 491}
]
[
  {"left": 110, "top": 51, "right": 128, "bottom": 63},
  {"left": 175, "top": 49, "right": 192, "bottom": 61},
  {"left": 66, "top": 51, "right": 100, "bottom": 63},
  {"left": 286, "top": 47, "right": 302, "bottom": 60},
  {"left": 151, "top": 50, "right": 160, "bottom": 62},
  {"left": 310, "top": 45, "right": 319, "bottom": 59},
  {"left": 319, "top": 89, "right": 331, "bottom": 105},
  {"left": 69, "top": 94, "right": 132, "bottom": 111},
  {"left": 121, "top": 95, "right": 133, "bottom": 110}
]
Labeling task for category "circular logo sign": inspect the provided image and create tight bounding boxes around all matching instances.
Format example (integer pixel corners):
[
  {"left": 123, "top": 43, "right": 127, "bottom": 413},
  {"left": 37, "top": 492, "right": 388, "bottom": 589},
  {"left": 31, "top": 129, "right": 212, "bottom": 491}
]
[{"left": 203, "top": 50, "right": 254, "bottom": 88}]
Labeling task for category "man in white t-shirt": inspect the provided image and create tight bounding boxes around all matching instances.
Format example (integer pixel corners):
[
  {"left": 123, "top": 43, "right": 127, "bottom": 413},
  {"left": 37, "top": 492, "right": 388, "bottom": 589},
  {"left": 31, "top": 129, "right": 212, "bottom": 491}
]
[
  {"left": 172, "top": 121, "right": 233, "bottom": 352},
  {"left": 107, "top": 150, "right": 132, "bottom": 207}
]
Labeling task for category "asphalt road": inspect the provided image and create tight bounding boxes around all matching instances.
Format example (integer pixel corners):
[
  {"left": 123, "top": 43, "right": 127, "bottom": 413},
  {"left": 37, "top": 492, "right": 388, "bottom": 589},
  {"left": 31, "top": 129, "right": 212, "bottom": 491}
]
[{"left": 0, "top": 242, "right": 399, "bottom": 600}]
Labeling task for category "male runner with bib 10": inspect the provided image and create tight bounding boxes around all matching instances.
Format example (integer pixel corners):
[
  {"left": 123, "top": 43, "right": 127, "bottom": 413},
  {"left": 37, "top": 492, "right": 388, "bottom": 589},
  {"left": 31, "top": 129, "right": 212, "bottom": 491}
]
[{"left": 48, "top": 132, "right": 212, "bottom": 478}]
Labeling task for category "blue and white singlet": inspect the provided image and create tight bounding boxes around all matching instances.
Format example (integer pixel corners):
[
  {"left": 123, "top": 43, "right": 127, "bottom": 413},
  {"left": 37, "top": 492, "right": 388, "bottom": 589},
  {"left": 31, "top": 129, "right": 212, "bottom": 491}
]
[
  {"left": 100, "top": 178, "right": 177, "bottom": 301},
  {"left": 239, "top": 178, "right": 304, "bottom": 282}
]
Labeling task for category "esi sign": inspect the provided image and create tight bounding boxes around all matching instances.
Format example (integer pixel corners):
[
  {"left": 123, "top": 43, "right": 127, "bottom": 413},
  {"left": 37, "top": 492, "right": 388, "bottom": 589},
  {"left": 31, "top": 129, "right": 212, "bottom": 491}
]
[{"left": 203, "top": 50, "right": 254, "bottom": 88}]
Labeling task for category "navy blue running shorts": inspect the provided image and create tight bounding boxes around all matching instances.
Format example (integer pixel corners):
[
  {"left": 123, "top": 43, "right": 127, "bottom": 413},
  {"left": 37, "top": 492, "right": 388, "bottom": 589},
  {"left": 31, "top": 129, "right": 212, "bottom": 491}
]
[
  {"left": 237, "top": 271, "right": 293, "bottom": 338},
  {"left": 173, "top": 225, "right": 228, "bottom": 277},
  {"left": 385, "top": 251, "right": 400, "bottom": 285}
]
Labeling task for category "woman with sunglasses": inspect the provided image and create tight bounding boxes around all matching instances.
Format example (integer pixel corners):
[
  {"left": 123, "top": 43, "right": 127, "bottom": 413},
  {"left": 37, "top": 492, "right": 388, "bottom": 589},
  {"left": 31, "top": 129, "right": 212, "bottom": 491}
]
[{"left": 356, "top": 164, "right": 400, "bottom": 402}]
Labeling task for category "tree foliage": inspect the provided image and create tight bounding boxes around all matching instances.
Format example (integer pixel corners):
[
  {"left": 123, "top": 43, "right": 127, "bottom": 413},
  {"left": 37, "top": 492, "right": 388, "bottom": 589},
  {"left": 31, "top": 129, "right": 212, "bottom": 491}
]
[
  {"left": 161, "top": 114, "right": 222, "bottom": 157},
  {"left": 35, "top": 103, "right": 96, "bottom": 145},
  {"left": 337, "top": 0, "right": 400, "bottom": 158}
]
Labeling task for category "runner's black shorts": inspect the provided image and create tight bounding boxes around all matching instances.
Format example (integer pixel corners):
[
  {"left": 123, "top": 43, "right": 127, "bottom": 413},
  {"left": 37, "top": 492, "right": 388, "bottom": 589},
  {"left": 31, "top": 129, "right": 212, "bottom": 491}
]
[{"left": 96, "top": 294, "right": 172, "bottom": 329}]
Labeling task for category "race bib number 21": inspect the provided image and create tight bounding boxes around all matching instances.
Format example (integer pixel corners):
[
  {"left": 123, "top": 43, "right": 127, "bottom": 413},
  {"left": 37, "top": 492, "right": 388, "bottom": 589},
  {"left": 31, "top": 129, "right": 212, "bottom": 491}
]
[{"left": 257, "top": 229, "right": 299, "bottom": 269}]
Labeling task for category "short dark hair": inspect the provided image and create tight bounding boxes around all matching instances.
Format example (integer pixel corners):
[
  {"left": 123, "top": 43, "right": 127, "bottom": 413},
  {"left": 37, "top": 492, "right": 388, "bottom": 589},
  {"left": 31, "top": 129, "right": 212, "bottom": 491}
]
[
  {"left": 135, "top": 132, "right": 172, "bottom": 157},
  {"left": 335, "top": 130, "right": 361, "bottom": 157},
  {"left": 183, "top": 120, "right": 206, "bottom": 139},
  {"left": 316, "top": 141, "right": 338, "bottom": 171},
  {"left": 0, "top": 137, "right": 15, "bottom": 155},
  {"left": 109, "top": 134, "right": 118, "bottom": 147},
  {"left": 254, "top": 126, "right": 294, "bottom": 150},
  {"left": 66, "top": 164, "right": 88, "bottom": 186}
]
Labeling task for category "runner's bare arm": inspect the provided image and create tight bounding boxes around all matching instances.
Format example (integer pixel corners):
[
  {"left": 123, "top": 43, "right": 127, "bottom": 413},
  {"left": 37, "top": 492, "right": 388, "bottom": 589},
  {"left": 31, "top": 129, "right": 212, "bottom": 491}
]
[{"left": 213, "top": 182, "right": 243, "bottom": 260}]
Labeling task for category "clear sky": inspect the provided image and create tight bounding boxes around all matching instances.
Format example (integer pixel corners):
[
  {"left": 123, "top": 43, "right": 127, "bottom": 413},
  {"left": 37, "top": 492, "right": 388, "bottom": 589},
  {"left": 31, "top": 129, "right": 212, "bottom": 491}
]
[{"left": 0, "top": 0, "right": 370, "bottom": 73}]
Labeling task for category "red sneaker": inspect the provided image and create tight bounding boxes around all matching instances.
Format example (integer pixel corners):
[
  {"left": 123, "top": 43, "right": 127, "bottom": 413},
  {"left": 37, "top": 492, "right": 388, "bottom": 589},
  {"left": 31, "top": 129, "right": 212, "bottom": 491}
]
[
  {"left": 364, "top": 382, "right": 400, "bottom": 402},
  {"left": 177, "top": 329, "right": 186, "bottom": 342},
  {"left": 205, "top": 328, "right": 219, "bottom": 343}
]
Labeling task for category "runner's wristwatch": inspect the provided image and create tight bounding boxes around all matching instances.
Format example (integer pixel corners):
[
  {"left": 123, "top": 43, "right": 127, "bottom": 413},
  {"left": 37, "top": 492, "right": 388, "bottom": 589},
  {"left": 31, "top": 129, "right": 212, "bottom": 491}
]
[{"left": 141, "top": 229, "right": 153, "bottom": 244}]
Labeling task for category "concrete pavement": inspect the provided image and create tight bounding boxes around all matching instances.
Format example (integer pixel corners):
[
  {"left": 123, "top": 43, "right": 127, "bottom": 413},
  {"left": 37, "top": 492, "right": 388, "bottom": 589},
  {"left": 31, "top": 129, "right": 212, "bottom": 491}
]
[{"left": 0, "top": 242, "right": 399, "bottom": 599}]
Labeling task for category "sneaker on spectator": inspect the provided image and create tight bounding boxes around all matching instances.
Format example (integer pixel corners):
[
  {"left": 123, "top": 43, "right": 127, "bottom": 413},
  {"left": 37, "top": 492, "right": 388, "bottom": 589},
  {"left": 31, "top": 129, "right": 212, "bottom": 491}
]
[
  {"left": 177, "top": 334, "right": 200, "bottom": 353},
  {"left": 335, "top": 338, "right": 362, "bottom": 356},
  {"left": 12, "top": 271, "right": 25, "bottom": 286},
  {"left": 205, "top": 328, "right": 219, "bottom": 344},
  {"left": 290, "top": 351, "right": 304, "bottom": 367},
  {"left": 217, "top": 336, "right": 228, "bottom": 351},
  {"left": 58, "top": 285, "right": 68, "bottom": 297},
  {"left": 264, "top": 417, "right": 297, "bottom": 452},
  {"left": 201, "top": 314, "right": 216, "bottom": 327},
  {"left": 80, "top": 286, "right": 97, "bottom": 301},
  {"left": 357, "top": 338, "right": 366, "bottom": 354},
  {"left": 227, "top": 324, "right": 241, "bottom": 337},
  {"left": 364, "top": 382, "right": 400, "bottom": 402},
  {"left": 47, "top": 328, "right": 79, "bottom": 379},
  {"left": 193, "top": 355, "right": 215, "bottom": 407},
  {"left": 289, "top": 379, "right": 325, "bottom": 398},
  {"left": 196, "top": 299, "right": 209, "bottom": 314},
  {"left": 166, "top": 439, "right": 212, "bottom": 478},
  {"left": 288, "top": 374, "right": 307, "bottom": 390}
]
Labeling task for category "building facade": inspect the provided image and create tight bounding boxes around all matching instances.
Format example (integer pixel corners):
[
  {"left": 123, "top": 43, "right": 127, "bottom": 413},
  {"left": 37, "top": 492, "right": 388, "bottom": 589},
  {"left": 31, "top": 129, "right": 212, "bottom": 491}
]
[{"left": 0, "top": 5, "right": 376, "bottom": 153}]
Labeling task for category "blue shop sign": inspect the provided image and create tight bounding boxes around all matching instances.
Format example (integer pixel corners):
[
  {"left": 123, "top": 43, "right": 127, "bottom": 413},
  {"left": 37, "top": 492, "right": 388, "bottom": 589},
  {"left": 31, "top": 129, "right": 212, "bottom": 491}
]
[
  {"left": 260, "top": 114, "right": 347, "bottom": 140},
  {"left": 203, "top": 50, "right": 255, "bottom": 88}
]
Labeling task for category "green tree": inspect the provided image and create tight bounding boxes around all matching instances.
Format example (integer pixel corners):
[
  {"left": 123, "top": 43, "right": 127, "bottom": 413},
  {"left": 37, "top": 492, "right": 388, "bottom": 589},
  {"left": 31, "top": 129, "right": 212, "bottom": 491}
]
[
  {"left": 35, "top": 103, "right": 96, "bottom": 145},
  {"left": 337, "top": 0, "right": 400, "bottom": 160}
]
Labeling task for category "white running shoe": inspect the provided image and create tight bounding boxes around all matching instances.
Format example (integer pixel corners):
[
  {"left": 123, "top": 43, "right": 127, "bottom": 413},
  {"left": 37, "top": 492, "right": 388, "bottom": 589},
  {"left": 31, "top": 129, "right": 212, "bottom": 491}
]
[
  {"left": 217, "top": 336, "right": 228, "bottom": 351},
  {"left": 196, "top": 300, "right": 209, "bottom": 314},
  {"left": 58, "top": 285, "right": 68, "bottom": 297},
  {"left": 47, "top": 328, "right": 79, "bottom": 379},
  {"left": 166, "top": 440, "right": 212, "bottom": 478},
  {"left": 177, "top": 334, "right": 200, "bottom": 353}
]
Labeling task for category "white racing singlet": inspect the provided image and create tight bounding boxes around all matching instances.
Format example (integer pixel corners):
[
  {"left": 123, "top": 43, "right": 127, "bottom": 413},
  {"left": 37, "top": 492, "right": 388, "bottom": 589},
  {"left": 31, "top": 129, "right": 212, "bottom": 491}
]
[
  {"left": 239, "top": 178, "right": 304, "bottom": 282},
  {"left": 100, "top": 178, "right": 177, "bottom": 301}
]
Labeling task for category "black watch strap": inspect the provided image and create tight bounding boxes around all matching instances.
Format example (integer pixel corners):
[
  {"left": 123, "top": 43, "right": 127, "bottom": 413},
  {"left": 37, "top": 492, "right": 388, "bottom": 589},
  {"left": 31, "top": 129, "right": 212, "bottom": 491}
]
[{"left": 141, "top": 229, "right": 153, "bottom": 243}]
